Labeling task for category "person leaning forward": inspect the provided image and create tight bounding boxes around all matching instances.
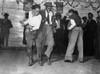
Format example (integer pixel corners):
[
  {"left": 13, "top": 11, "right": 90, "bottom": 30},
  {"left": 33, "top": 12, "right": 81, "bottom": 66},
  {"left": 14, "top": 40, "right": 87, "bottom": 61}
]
[
  {"left": 20, "top": 4, "right": 42, "bottom": 66},
  {"left": 64, "top": 9, "right": 84, "bottom": 63}
]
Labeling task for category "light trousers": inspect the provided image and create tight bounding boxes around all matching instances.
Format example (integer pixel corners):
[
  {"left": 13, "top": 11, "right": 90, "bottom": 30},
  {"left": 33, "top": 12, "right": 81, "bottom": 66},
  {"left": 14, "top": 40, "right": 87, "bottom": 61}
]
[
  {"left": 65, "top": 27, "right": 83, "bottom": 61},
  {"left": 44, "top": 25, "right": 54, "bottom": 58}
]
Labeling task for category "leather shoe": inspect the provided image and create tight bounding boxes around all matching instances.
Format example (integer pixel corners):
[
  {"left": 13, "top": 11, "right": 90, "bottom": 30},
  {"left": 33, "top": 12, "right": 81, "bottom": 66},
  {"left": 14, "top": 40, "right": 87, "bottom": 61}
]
[
  {"left": 64, "top": 60, "right": 73, "bottom": 63},
  {"left": 38, "top": 60, "right": 43, "bottom": 66},
  {"left": 47, "top": 59, "right": 51, "bottom": 65},
  {"left": 28, "top": 59, "right": 34, "bottom": 66},
  {"left": 79, "top": 60, "right": 84, "bottom": 63},
  {"left": 45, "top": 55, "right": 51, "bottom": 65}
]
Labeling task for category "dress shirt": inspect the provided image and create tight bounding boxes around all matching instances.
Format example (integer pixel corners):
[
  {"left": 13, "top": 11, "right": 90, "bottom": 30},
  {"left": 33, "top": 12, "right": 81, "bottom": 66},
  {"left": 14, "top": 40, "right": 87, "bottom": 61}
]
[
  {"left": 68, "top": 19, "right": 76, "bottom": 30},
  {"left": 28, "top": 11, "right": 34, "bottom": 19},
  {"left": 45, "top": 10, "right": 53, "bottom": 25},
  {"left": 23, "top": 13, "right": 42, "bottom": 31},
  {"left": 55, "top": 20, "right": 60, "bottom": 29}
]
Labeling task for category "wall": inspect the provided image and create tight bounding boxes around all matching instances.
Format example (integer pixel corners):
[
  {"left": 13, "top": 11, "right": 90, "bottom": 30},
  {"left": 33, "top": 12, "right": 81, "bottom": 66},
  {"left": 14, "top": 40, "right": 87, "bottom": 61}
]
[
  {"left": 0, "top": 0, "right": 99, "bottom": 47},
  {"left": 0, "top": 0, "right": 25, "bottom": 47}
]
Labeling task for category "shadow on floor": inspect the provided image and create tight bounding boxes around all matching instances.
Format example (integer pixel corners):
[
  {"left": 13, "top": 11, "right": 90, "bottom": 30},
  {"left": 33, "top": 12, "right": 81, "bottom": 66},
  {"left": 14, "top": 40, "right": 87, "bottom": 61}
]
[{"left": 0, "top": 46, "right": 95, "bottom": 64}]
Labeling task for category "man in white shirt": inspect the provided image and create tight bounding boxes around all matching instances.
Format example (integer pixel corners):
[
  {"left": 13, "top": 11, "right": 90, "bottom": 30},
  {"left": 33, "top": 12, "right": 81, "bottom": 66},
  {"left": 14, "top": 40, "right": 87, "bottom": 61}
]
[
  {"left": 64, "top": 9, "right": 83, "bottom": 63},
  {"left": 20, "top": 4, "right": 42, "bottom": 66}
]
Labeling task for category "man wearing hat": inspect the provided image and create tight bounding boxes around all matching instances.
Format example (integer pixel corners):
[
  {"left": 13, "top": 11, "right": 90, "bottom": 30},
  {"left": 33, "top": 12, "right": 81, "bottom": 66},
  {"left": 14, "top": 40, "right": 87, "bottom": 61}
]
[
  {"left": 1, "top": 13, "right": 13, "bottom": 47},
  {"left": 20, "top": 4, "right": 43, "bottom": 66},
  {"left": 39, "top": 2, "right": 56, "bottom": 65}
]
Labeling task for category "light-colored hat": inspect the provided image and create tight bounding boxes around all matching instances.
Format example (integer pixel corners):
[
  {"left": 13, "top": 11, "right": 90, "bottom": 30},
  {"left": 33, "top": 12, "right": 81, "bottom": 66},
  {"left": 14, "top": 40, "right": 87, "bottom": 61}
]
[{"left": 44, "top": 2, "right": 53, "bottom": 7}]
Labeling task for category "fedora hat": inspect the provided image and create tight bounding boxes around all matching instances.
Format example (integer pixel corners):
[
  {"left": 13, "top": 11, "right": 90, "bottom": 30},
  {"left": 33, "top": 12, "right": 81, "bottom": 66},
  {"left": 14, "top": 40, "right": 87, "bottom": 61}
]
[
  {"left": 4, "top": 13, "right": 9, "bottom": 17},
  {"left": 44, "top": 2, "right": 53, "bottom": 7}
]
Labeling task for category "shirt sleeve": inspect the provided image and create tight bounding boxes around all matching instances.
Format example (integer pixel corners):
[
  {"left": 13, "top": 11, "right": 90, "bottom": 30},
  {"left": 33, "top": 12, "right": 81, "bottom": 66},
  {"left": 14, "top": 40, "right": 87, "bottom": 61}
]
[
  {"left": 68, "top": 19, "right": 76, "bottom": 30},
  {"left": 23, "top": 19, "right": 29, "bottom": 25},
  {"left": 32, "top": 15, "right": 42, "bottom": 30},
  {"left": 23, "top": 11, "right": 33, "bottom": 25},
  {"left": 29, "top": 11, "right": 33, "bottom": 19}
]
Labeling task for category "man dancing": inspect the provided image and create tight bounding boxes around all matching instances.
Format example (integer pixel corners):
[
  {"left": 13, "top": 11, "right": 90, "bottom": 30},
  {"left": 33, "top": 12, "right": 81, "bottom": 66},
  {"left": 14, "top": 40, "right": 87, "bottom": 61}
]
[
  {"left": 20, "top": 4, "right": 42, "bottom": 66},
  {"left": 40, "top": 2, "right": 56, "bottom": 65},
  {"left": 64, "top": 9, "right": 83, "bottom": 63}
]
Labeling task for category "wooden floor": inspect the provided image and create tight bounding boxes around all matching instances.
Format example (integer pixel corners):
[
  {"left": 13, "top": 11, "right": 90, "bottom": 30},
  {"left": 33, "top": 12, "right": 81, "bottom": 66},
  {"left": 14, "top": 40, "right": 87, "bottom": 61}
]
[{"left": 0, "top": 47, "right": 100, "bottom": 74}]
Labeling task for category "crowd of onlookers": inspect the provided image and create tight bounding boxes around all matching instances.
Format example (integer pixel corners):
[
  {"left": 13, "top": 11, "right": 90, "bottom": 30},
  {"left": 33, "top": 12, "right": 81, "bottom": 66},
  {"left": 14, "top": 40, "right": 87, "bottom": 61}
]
[{"left": 53, "top": 10, "right": 100, "bottom": 60}]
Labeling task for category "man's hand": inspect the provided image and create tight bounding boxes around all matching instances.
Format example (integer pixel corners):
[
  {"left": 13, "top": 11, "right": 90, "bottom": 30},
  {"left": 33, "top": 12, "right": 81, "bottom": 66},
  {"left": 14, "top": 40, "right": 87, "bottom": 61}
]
[
  {"left": 20, "top": 20, "right": 25, "bottom": 27},
  {"left": 20, "top": 20, "right": 23, "bottom": 24},
  {"left": 26, "top": 25, "right": 34, "bottom": 31}
]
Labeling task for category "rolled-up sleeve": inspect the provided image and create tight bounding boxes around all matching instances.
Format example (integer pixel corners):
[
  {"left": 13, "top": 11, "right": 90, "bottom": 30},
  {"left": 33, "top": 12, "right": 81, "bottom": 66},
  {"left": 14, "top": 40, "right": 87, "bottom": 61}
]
[
  {"left": 23, "top": 19, "right": 29, "bottom": 25},
  {"left": 68, "top": 19, "right": 76, "bottom": 30}
]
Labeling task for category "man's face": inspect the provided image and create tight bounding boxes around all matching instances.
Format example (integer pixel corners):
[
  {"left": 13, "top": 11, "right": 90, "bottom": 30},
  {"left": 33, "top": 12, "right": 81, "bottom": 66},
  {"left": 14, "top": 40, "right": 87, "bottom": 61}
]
[
  {"left": 46, "top": 6, "right": 52, "bottom": 12},
  {"left": 88, "top": 14, "right": 92, "bottom": 19},
  {"left": 4, "top": 16, "right": 8, "bottom": 19},
  {"left": 32, "top": 8, "right": 40, "bottom": 15},
  {"left": 32, "top": 9, "right": 35, "bottom": 14},
  {"left": 56, "top": 16, "right": 60, "bottom": 20},
  {"left": 34, "top": 8, "right": 40, "bottom": 15},
  {"left": 66, "top": 13, "right": 69, "bottom": 19},
  {"left": 68, "top": 12, "right": 72, "bottom": 16}
]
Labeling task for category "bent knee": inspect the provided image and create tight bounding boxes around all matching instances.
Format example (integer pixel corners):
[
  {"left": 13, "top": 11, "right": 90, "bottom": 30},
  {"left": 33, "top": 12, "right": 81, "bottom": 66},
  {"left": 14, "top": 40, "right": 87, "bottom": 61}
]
[{"left": 48, "top": 41, "right": 54, "bottom": 46}]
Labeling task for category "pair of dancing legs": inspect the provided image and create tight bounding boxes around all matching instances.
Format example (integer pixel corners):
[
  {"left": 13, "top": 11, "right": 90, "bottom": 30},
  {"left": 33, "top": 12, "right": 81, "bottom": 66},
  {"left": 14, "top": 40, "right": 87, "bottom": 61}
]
[{"left": 25, "top": 25, "right": 54, "bottom": 66}]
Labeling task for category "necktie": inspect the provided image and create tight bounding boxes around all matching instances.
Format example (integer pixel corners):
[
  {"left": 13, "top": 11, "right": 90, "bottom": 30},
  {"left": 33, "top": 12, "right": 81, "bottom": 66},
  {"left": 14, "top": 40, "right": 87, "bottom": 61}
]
[{"left": 47, "top": 12, "right": 50, "bottom": 25}]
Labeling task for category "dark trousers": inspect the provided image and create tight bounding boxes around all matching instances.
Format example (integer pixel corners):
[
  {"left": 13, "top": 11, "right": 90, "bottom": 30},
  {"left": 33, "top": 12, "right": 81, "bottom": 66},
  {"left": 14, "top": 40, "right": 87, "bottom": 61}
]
[
  {"left": 0, "top": 32, "right": 9, "bottom": 47},
  {"left": 25, "top": 28, "right": 46, "bottom": 61},
  {"left": 3, "top": 33, "right": 9, "bottom": 47},
  {"left": 25, "top": 30, "right": 37, "bottom": 59},
  {"left": 84, "top": 32, "right": 95, "bottom": 57},
  {"left": 54, "top": 29, "right": 64, "bottom": 54},
  {"left": 0, "top": 37, "right": 4, "bottom": 47}
]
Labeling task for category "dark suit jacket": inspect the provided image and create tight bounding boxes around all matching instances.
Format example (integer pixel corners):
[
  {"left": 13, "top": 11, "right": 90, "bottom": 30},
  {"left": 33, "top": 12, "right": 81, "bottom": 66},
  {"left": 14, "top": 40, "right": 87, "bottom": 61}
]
[
  {"left": 85, "top": 19, "right": 97, "bottom": 35},
  {"left": 40, "top": 10, "right": 56, "bottom": 25},
  {"left": 37, "top": 10, "right": 56, "bottom": 34},
  {"left": 1, "top": 19, "right": 13, "bottom": 34}
]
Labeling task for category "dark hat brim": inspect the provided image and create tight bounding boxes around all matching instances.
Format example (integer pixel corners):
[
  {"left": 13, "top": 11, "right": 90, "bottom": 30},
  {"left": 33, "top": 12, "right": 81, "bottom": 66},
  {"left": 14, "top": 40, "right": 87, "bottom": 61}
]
[
  {"left": 44, "top": 2, "right": 53, "bottom": 7},
  {"left": 4, "top": 13, "right": 9, "bottom": 16},
  {"left": 44, "top": 5, "right": 53, "bottom": 7}
]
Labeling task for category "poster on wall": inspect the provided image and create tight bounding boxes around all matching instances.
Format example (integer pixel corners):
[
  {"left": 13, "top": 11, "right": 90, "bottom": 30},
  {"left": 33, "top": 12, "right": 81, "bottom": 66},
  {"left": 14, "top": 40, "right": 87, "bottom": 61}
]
[
  {"left": 23, "top": 0, "right": 33, "bottom": 11},
  {"left": 54, "top": 2, "right": 63, "bottom": 13}
]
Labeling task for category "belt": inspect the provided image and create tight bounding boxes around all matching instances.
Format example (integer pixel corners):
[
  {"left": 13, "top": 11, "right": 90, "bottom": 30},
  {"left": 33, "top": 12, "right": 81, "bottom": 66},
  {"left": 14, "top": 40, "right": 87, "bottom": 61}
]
[{"left": 25, "top": 28, "right": 38, "bottom": 32}]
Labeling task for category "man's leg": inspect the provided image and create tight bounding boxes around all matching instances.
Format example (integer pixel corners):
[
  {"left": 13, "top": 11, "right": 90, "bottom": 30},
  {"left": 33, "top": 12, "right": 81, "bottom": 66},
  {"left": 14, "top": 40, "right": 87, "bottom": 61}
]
[
  {"left": 0, "top": 37, "right": 4, "bottom": 47},
  {"left": 26, "top": 31, "right": 35, "bottom": 66},
  {"left": 36, "top": 31, "right": 46, "bottom": 66},
  {"left": 77, "top": 28, "right": 83, "bottom": 62},
  {"left": 2, "top": 33, "right": 5, "bottom": 47},
  {"left": 45, "top": 26, "right": 54, "bottom": 65},
  {"left": 65, "top": 28, "right": 79, "bottom": 62},
  {"left": 5, "top": 33, "right": 9, "bottom": 47}
]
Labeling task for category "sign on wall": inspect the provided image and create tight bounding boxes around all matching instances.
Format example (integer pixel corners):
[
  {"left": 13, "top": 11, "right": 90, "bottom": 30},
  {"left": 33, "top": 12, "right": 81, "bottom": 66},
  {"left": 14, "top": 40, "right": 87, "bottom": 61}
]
[
  {"left": 54, "top": 2, "right": 63, "bottom": 13},
  {"left": 23, "top": 0, "right": 33, "bottom": 11}
]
